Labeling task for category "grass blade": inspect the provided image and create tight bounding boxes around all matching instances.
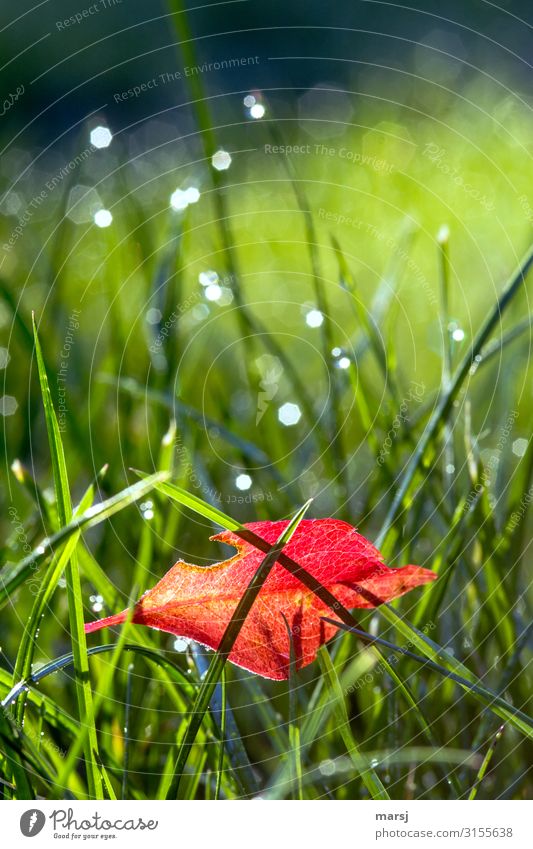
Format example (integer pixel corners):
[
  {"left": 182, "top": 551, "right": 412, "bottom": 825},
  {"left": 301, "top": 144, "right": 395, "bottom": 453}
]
[
  {"left": 165, "top": 498, "right": 312, "bottom": 798},
  {"left": 468, "top": 725, "right": 505, "bottom": 800},
  {"left": 375, "top": 604, "right": 533, "bottom": 738},
  {"left": 53, "top": 600, "right": 136, "bottom": 796},
  {"left": 281, "top": 613, "right": 304, "bottom": 800},
  {"left": 32, "top": 315, "right": 103, "bottom": 799},
  {"left": 376, "top": 242, "right": 533, "bottom": 547},
  {"left": 1, "top": 644, "right": 197, "bottom": 711},
  {"left": 317, "top": 647, "right": 389, "bottom": 800},
  {"left": 0, "top": 472, "right": 169, "bottom": 606}
]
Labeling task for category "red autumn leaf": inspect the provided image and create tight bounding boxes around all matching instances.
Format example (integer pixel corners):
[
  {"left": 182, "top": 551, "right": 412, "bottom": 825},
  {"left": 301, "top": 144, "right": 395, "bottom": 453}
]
[{"left": 85, "top": 518, "right": 436, "bottom": 680}]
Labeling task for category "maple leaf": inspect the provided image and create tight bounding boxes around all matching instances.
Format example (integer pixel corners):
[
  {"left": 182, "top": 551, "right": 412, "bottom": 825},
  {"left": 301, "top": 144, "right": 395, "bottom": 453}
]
[{"left": 85, "top": 518, "right": 436, "bottom": 680}]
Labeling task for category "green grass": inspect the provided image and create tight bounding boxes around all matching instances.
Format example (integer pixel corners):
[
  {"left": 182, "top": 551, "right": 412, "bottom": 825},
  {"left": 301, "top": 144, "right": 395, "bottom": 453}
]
[{"left": 1, "top": 11, "right": 533, "bottom": 799}]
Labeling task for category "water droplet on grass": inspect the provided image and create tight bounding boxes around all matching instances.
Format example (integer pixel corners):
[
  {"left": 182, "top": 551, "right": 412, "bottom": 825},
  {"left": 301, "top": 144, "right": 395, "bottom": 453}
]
[
  {"left": 204, "top": 284, "right": 222, "bottom": 302},
  {"left": 319, "top": 759, "right": 336, "bottom": 776},
  {"left": 199, "top": 270, "right": 219, "bottom": 287},
  {"left": 249, "top": 103, "right": 265, "bottom": 119},
  {"left": 146, "top": 308, "right": 162, "bottom": 325},
  {"left": 235, "top": 473, "right": 252, "bottom": 491},
  {"left": 212, "top": 150, "right": 232, "bottom": 171},
  {"left": 512, "top": 438, "right": 528, "bottom": 457},
  {"left": 335, "top": 355, "right": 351, "bottom": 370},
  {"left": 305, "top": 309, "right": 324, "bottom": 328},
  {"left": 278, "top": 402, "right": 301, "bottom": 426},
  {"left": 90, "top": 126, "right": 113, "bottom": 149},
  {"left": 94, "top": 209, "right": 112, "bottom": 228}
]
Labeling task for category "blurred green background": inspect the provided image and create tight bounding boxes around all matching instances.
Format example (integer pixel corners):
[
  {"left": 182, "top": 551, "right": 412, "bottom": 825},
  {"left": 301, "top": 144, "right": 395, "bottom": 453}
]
[{"left": 0, "top": 0, "right": 532, "bottom": 800}]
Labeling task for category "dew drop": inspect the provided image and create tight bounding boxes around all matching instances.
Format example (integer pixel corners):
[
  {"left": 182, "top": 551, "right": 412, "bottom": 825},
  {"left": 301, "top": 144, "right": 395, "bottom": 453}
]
[
  {"left": 278, "top": 402, "right": 301, "bottom": 426},
  {"left": 319, "top": 759, "right": 336, "bottom": 776},
  {"left": 235, "top": 473, "right": 252, "bottom": 491},
  {"left": 249, "top": 103, "right": 265, "bottom": 119},
  {"left": 305, "top": 308, "right": 324, "bottom": 328},
  {"left": 211, "top": 150, "right": 232, "bottom": 171}
]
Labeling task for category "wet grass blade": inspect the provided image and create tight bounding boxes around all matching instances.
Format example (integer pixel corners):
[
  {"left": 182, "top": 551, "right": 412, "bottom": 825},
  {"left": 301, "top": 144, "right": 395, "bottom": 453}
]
[
  {"left": 103, "top": 376, "right": 275, "bottom": 468},
  {"left": 53, "top": 599, "right": 136, "bottom": 796},
  {"left": 317, "top": 647, "right": 389, "bottom": 800},
  {"left": 376, "top": 242, "right": 533, "bottom": 547},
  {"left": 1, "top": 644, "right": 197, "bottom": 711},
  {"left": 12, "top": 532, "right": 80, "bottom": 726},
  {"left": 468, "top": 725, "right": 505, "bottom": 800},
  {"left": 0, "top": 669, "right": 80, "bottom": 748},
  {"left": 214, "top": 667, "right": 226, "bottom": 800},
  {"left": 0, "top": 472, "right": 169, "bottom": 605},
  {"left": 32, "top": 315, "right": 103, "bottom": 799},
  {"left": 375, "top": 604, "right": 533, "bottom": 738},
  {"left": 122, "top": 662, "right": 135, "bottom": 800},
  {"left": 0, "top": 706, "right": 34, "bottom": 799},
  {"left": 281, "top": 613, "right": 304, "bottom": 800},
  {"left": 273, "top": 137, "right": 349, "bottom": 499},
  {"left": 324, "top": 612, "right": 533, "bottom": 738},
  {"left": 134, "top": 474, "right": 242, "bottom": 531},
  {"left": 191, "top": 643, "right": 257, "bottom": 797},
  {"left": 165, "top": 498, "right": 312, "bottom": 799},
  {"left": 12, "top": 466, "right": 107, "bottom": 726}
]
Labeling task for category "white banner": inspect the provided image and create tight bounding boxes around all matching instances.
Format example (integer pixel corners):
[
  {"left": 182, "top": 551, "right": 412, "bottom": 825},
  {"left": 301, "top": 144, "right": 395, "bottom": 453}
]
[{"left": 1, "top": 800, "right": 530, "bottom": 848}]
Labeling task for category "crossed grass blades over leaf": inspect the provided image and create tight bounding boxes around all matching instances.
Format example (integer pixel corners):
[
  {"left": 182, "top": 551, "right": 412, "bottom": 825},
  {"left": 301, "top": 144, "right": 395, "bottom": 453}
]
[
  {"left": 129, "top": 478, "right": 533, "bottom": 741},
  {"left": 85, "top": 518, "right": 437, "bottom": 680}
]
